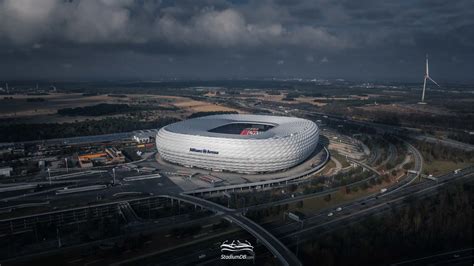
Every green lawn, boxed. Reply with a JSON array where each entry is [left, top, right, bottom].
[[329, 150, 350, 168], [423, 160, 472, 176]]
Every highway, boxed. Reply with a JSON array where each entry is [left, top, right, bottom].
[[0, 102, 471, 266], [240, 136, 423, 214], [381, 141, 397, 166], [0, 155, 468, 266], [276, 107, 474, 154], [383, 138, 423, 196], [0, 129, 159, 147], [391, 247, 473, 266], [124, 143, 430, 266], [164, 193, 302, 266], [346, 158, 382, 175], [135, 166, 473, 266], [270, 167, 473, 242], [413, 135, 474, 152], [366, 145, 380, 165]]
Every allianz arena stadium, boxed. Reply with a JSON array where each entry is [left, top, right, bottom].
[[155, 114, 319, 173]]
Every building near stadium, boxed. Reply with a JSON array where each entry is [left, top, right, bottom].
[[155, 114, 319, 173]]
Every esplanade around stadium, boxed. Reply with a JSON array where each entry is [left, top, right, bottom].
[[155, 114, 323, 178]]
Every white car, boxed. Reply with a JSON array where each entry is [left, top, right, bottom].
[[336, 207, 342, 212], [327, 212, 334, 217]]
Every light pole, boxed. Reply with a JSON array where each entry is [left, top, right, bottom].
[[47, 168, 51, 185], [223, 192, 231, 208], [112, 167, 116, 185], [296, 220, 303, 258], [56, 227, 62, 248], [241, 196, 246, 214], [65, 158, 69, 173]]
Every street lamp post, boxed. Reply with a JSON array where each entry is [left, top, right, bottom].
[[47, 168, 51, 185], [65, 158, 69, 173], [56, 227, 62, 248], [296, 220, 303, 258]]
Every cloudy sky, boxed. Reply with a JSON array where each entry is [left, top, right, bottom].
[[0, 0, 473, 82]]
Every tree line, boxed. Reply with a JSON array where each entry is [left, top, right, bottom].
[[300, 182, 472, 266], [0, 117, 179, 142]]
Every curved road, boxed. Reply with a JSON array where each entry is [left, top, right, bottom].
[[161, 193, 302, 266]]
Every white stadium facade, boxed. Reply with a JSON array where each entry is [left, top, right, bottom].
[[155, 114, 319, 173]]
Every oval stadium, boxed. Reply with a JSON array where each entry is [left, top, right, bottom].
[[155, 114, 319, 173]]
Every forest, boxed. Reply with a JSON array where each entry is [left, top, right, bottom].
[[300, 182, 472, 266], [0, 117, 179, 142], [57, 103, 136, 116]]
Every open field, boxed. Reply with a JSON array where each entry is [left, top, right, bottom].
[[0, 93, 242, 124], [357, 103, 455, 116], [328, 150, 350, 168], [423, 160, 471, 176], [172, 98, 242, 113], [289, 180, 390, 215]]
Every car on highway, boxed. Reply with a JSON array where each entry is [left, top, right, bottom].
[[336, 207, 342, 212], [327, 212, 334, 217]]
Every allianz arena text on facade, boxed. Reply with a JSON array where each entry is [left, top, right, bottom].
[[155, 114, 319, 173]]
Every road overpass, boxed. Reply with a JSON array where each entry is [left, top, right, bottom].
[[346, 159, 382, 176], [382, 138, 423, 196], [160, 193, 302, 266]]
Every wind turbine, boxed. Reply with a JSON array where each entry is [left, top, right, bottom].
[[419, 54, 441, 104]]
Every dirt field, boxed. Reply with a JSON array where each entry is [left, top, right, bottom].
[[173, 98, 241, 113], [0, 93, 242, 124], [357, 103, 453, 115], [207, 92, 330, 107]]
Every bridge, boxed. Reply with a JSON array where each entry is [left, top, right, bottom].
[[347, 158, 382, 176], [382, 138, 423, 196], [162, 193, 302, 266]]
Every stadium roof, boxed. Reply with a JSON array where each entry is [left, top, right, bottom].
[[163, 114, 315, 140]]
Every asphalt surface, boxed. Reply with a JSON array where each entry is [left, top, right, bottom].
[[168, 193, 302, 266], [271, 167, 473, 242], [391, 247, 473, 266], [1, 105, 472, 266], [134, 166, 473, 266]]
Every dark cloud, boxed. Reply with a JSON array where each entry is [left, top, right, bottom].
[[0, 0, 473, 81]]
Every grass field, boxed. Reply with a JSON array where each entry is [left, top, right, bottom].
[[423, 160, 472, 176], [288, 180, 390, 214], [329, 151, 351, 168], [320, 159, 336, 175]]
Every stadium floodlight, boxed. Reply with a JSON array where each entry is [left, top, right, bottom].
[[419, 54, 441, 104]]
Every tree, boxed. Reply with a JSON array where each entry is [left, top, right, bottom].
[[297, 200, 304, 208], [324, 194, 332, 202]]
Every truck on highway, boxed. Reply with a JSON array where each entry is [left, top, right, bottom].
[[454, 169, 461, 174], [407, 170, 419, 175], [380, 188, 387, 193], [198, 254, 206, 259]]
